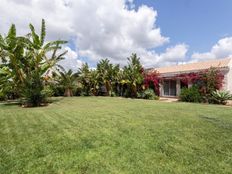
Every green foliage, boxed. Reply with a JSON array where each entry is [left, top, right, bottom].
[[138, 88, 159, 100], [75, 54, 145, 98], [21, 71, 45, 107], [49, 83, 64, 96], [77, 60, 121, 97], [196, 67, 224, 101], [78, 63, 92, 96], [0, 89, 6, 101], [204, 67, 224, 93], [175, 67, 226, 104], [96, 59, 120, 96], [42, 86, 54, 98], [110, 91, 117, 97], [122, 53, 144, 97], [0, 67, 15, 100], [211, 90, 232, 105], [54, 68, 78, 97], [0, 19, 67, 106], [40, 19, 46, 46], [180, 86, 202, 103]]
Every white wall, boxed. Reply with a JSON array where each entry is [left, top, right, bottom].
[[226, 59, 232, 94]]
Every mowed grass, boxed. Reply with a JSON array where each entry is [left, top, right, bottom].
[[0, 97, 232, 174]]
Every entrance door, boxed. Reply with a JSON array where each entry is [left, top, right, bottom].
[[163, 80, 176, 96]]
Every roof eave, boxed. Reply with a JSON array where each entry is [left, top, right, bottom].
[[159, 66, 229, 77]]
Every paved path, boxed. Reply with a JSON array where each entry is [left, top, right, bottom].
[[159, 97, 179, 102]]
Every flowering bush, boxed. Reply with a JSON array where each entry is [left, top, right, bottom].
[[176, 67, 224, 91], [144, 71, 160, 96], [177, 67, 224, 103], [177, 73, 201, 86], [201, 67, 224, 94]]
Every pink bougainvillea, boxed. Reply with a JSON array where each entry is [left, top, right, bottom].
[[143, 67, 224, 97], [176, 68, 224, 93], [177, 72, 201, 85], [144, 71, 160, 96]]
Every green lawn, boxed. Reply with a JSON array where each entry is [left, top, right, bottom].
[[0, 97, 232, 174]]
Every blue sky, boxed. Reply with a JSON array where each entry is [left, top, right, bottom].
[[134, 0, 232, 56], [1, 0, 232, 69]]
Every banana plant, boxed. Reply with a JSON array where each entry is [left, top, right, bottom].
[[89, 70, 99, 95], [96, 59, 120, 96], [0, 19, 67, 106], [78, 63, 92, 96], [122, 53, 144, 97]]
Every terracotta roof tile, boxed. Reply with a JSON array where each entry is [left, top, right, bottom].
[[152, 58, 231, 74]]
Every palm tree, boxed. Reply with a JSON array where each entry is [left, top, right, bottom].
[[56, 69, 78, 97]]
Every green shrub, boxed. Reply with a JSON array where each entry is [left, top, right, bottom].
[[138, 89, 159, 100], [21, 73, 45, 107], [75, 86, 83, 96], [0, 89, 6, 101], [110, 91, 117, 97], [49, 83, 64, 96], [80, 91, 91, 96], [179, 86, 202, 103], [211, 90, 232, 105], [21, 73, 56, 107], [41, 86, 54, 103]]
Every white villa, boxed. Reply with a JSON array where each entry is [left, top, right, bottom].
[[150, 58, 232, 97]]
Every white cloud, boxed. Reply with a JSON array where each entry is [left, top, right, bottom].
[[139, 44, 188, 68], [159, 44, 188, 63], [58, 47, 83, 71], [0, 0, 188, 68], [191, 37, 232, 62]]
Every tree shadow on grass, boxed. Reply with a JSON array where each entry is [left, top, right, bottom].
[[0, 100, 21, 107], [0, 97, 64, 108]]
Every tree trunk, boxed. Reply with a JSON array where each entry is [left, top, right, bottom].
[[64, 88, 73, 97], [105, 81, 111, 96]]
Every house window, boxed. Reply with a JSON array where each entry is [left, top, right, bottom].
[[163, 80, 176, 96]]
